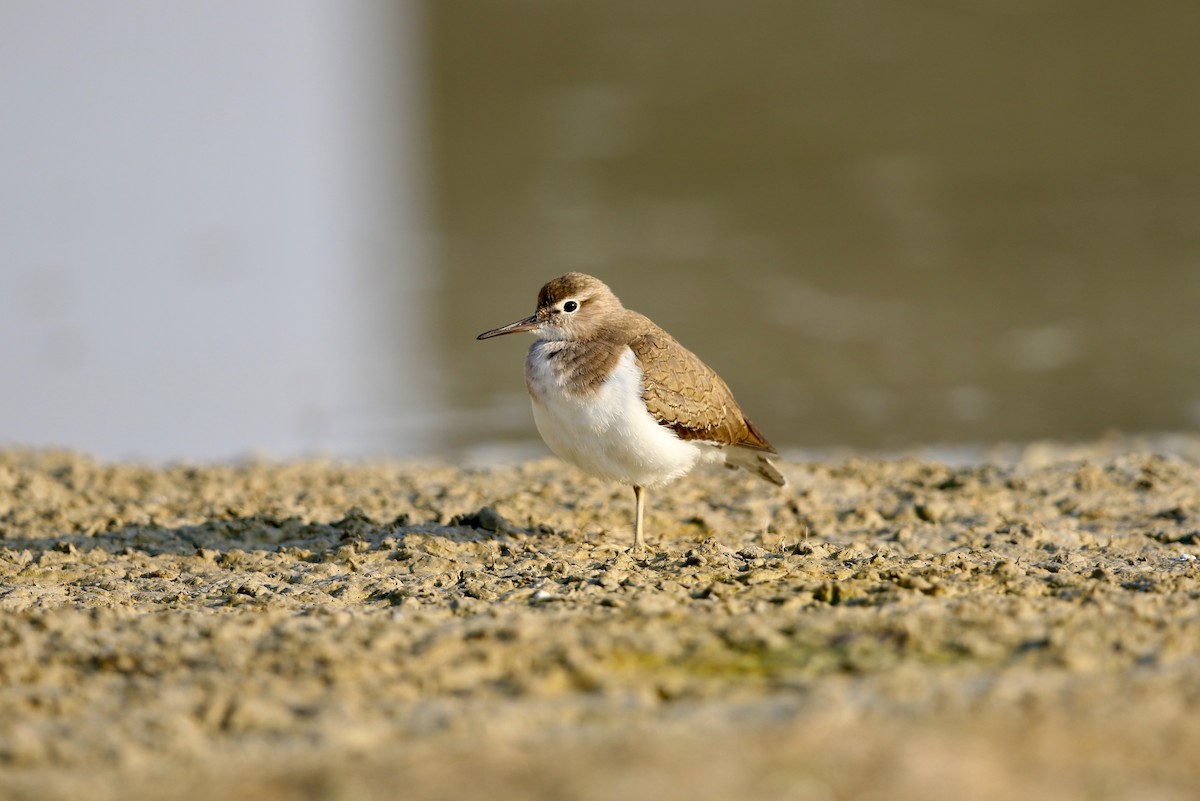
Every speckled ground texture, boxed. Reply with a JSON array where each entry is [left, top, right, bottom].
[[1, 438, 1199, 801]]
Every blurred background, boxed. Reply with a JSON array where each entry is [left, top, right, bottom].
[[3, 1, 1199, 463]]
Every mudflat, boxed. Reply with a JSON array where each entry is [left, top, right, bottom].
[[1, 441, 1198, 800]]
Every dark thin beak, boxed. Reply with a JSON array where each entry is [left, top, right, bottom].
[[477, 313, 540, 340]]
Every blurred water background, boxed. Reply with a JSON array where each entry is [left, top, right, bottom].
[[3, 1, 1199, 462]]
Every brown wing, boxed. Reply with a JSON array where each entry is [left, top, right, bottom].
[[629, 330, 776, 453]]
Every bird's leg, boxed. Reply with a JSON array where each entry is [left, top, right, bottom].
[[631, 485, 646, 553]]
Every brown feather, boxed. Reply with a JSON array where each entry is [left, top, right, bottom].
[[626, 315, 777, 453]]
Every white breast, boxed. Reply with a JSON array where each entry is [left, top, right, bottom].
[[526, 345, 722, 488]]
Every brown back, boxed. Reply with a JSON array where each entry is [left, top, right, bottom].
[[627, 319, 776, 453]]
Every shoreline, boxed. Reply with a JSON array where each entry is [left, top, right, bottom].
[[2, 441, 1199, 800]]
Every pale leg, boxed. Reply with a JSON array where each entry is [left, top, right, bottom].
[[632, 485, 646, 552]]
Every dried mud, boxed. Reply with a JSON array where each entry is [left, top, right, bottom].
[[1, 441, 1199, 800]]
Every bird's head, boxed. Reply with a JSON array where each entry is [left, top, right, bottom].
[[477, 272, 624, 343]]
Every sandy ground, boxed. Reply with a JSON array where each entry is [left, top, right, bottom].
[[1, 439, 1199, 800]]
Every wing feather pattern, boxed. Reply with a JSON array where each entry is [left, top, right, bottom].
[[628, 329, 776, 453]]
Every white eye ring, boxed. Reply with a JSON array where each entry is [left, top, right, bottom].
[[562, 300, 579, 313]]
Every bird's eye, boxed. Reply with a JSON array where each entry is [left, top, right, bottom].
[[562, 300, 579, 313]]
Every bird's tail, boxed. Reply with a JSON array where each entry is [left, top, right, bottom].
[[724, 446, 787, 487]]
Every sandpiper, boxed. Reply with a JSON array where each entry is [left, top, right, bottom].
[[477, 272, 785, 551]]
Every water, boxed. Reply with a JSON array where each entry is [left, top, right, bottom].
[[3, 2, 1198, 462], [433, 1, 1200, 457]]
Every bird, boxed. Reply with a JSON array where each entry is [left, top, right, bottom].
[[477, 272, 785, 551]]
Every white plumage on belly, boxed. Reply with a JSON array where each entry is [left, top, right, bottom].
[[527, 345, 723, 488]]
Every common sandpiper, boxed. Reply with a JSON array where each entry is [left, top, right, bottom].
[[477, 272, 785, 551]]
